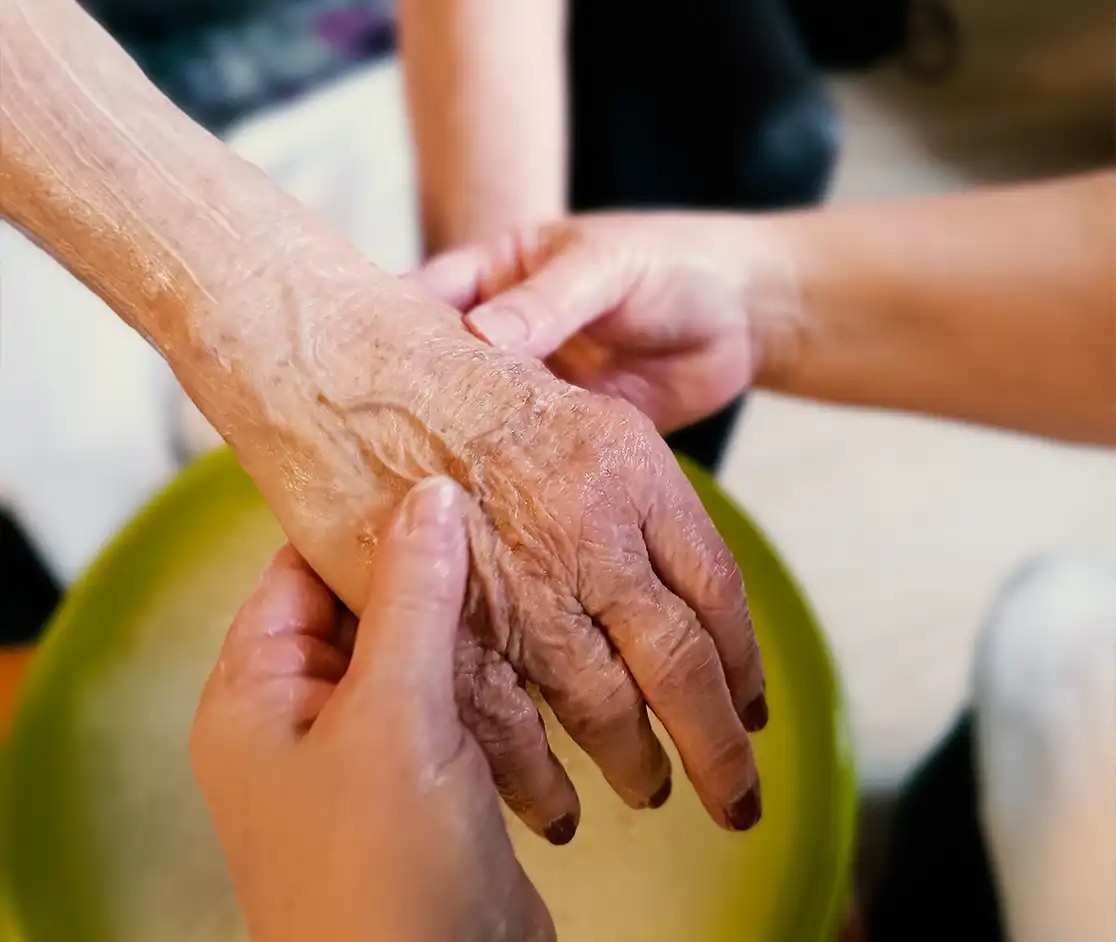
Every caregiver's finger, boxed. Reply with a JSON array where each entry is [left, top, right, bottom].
[[406, 227, 548, 312], [517, 874, 560, 942], [226, 544, 339, 647], [466, 241, 632, 360], [644, 461, 767, 732], [405, 244, 489, 311], [344, 477, 468, 739], [585, 555, 761, 832], [210, 545, 350, 694], [194, 546, 347, 752]]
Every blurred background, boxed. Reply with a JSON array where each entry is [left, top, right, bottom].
[[1, 0, 1114, 936]]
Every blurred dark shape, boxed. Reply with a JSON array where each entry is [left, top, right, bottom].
[[79, 0, 396, 133], [0, 510, 60, 646], [785, 0, 912, 71], [80, 0, 276, 40], [786, 0, 961, 78], [869, 714, 1005, 941], [569, 0, 838, 212], [903, 0, 962, 81], [569, 0, 840, 470], [315, 4, 394, 59]]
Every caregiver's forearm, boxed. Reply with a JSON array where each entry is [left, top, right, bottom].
[[400, 0, 566, 254], [0, 0, 419, 426], [758, 173, 1116, 445]]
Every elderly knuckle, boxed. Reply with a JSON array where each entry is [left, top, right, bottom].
[[701, 730, 755, 784], [707, 546, 745, 594], [563, 674, 642, 741], [707, 564, 750, 616], [643, 624, 720, 699], [456, 654, 542, 747]]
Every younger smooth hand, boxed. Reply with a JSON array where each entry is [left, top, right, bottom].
[[413, 213, 802, 435], [191, 477, 554, 942]]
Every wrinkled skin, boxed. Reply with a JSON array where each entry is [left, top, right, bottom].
[[0, 0, 764, 848], [203, 271, 765, 841], [192, 480, 554, 942], [412, 213, 802, 435]]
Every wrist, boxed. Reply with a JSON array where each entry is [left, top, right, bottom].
[[179, 263, 474, 456], [718, 216, 811, 391], [744, 205, 917, 411]]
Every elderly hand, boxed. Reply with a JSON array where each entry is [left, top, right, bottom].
[[1, 0, 763, 846], [221, 266, 765, 841], [191, 478, 554, 942]]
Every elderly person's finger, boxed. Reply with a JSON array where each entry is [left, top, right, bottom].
[[644, 462, 767, 732], [577, 507, 761, 832]]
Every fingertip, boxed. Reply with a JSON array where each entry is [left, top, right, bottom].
[[230, 544, 335, 644], [465, 304, 530, 352], [262, 543, 314, 580], [408, 247, 484, 311], [543, 813, 579, 846], [726, 780, 763, 832], [389, 476, 467, 549], [741, 692, 769, 733], [252, 545, 331, 613], [254, 544, 327, 606], [351, 477, 469, 674], [648, 775, 673, 810], [521, 880, 559, 942]]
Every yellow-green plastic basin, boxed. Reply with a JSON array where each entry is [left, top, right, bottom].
[[2, 448, 855, 941]]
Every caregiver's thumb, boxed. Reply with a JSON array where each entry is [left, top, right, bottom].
[[465, 238, 628, 360], [342, 476, 469, 726]]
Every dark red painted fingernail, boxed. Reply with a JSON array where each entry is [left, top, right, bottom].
[[742, 693, 769, 732], [544, 814, 578, 846], [726, 782, 763, 831], [648, 777, 673, 809]]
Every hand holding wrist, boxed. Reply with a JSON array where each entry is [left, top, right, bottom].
[[415, 212, 808, 430]]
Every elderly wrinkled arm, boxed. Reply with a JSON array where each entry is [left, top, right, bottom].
[[0, 0, 417, 405], [0, 0, 464, 612], [0, 0, 768, 843]]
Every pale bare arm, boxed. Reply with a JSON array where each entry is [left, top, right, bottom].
[[399, 0, 567, 254], [761, 172, 1116, 444]]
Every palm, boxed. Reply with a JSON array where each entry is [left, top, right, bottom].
[[546, 266, 752, 434]]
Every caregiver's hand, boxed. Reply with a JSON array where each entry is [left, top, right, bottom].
[[418, 177, 1116, 447], [414, 214, 801, 435], [191, 478, 554, 942]]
